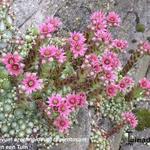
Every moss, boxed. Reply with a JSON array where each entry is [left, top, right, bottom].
[[136, 23, 145, 33], [135, 108, 150, 131]]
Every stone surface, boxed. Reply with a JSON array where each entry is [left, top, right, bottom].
[[13, 0, 65, 31], [12, 0, 103, 32], [120, 132, 150, 150], [109, 128, 125, 150], [121, 143, 150, 150], [121, 129, 150, 150]]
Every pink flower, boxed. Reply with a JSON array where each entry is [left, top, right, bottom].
[[118, 80, 128, 92], [77, 92, 87, 107], [92, 63, 102, 73], [106, 84, 118, 97], [1, 52, 23, 65], [142, 41, 150, 53], [101, 55, 112, 70], [69, 32, 87, 58], [45, 16, 62, 30], [122, 112, 138, 128], [66, 93, 79, 109], [112, 39, 128, 52], [48, 94, 63, 107], [69, 32, 86, 44], [90, 11, 106, 24], [85, 53, 99, 64], [40, 45, 56, 60], [139, 41, 150, 54], [123, 76, 134, 85], [54, 48, 66, 63], [58, 101, 71, 116], [39, 16, 62, 38], [95, 29, 112, 44], [70, 43, 87, 58], [82, 53, 102, 77], [1, 52, 24, 76], [102, 70, 117, 82], [139, 78, 150, 89], [118, 76, 134, 92], [107, 11, 121, 27], [53, 116, 71, 133], [90, 11, 107, 31], [101, 51, 121, 71], [6, 63, 24, 76], [22, 73, 43, 94], [39, 23, 54, 38], [40, 45, 66, 63]]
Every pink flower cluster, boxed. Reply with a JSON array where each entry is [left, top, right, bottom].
[[53, 116, 71, 133], [106, 83, 118, 97], [39, 17, 62, 38], [102, 70, 117, 82], [48, 93, 87, 133], [105, 76, 134, 97], [1, 52, 24, 76], [81, 53, 102, 77], [118, 76, 134, 92], [21, 73, 43, 94], [107, 11, 121, 27], [99, 51, 122, 85], [94, 29, 112, 44], [112, 39, 128, 52], [138, 41, 150, 54], [139, 78, 150, 90], [1, 11, 148, 136], [40, 45, 66, 64], [1, 53, 43, 94], [90, 10, 121, 31], [139, 78, 150, 96], [101, 51, 121, 71], [122, 112, 138, 128], [90, 11, 107, 31], [90, 11, 122, 46], [69, 32, 87, 58]]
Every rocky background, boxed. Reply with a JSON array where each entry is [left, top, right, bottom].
[[9, 0, 150, 150]]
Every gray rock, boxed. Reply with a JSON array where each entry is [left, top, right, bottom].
[[12, 0, 65, 32], [109, 128, 124, 150], [121, 143, 150, 150]]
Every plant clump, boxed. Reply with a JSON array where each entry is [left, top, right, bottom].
[[0, 1, 150, 149]]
